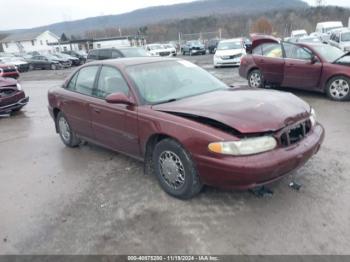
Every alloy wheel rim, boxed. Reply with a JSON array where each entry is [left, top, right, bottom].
[[159, 151, 185, 190], [250, 72, 261, 88], [330, 79, 349, 99], [58, 117, 71, 142]]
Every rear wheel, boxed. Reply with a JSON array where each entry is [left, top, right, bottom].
[[326, 76, 350, 101], [248, 69, 264, 88], [56, 112, 80, 147], [153, 139, 203, 199]]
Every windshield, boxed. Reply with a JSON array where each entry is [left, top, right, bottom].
[[120, 48, 149, 57], [126, 60, 228, 104], [324, 26, 342, 33], [341, 32, 350, 42], [217, 41, 242, 50], [189, 41, 201, 46], [149, 45, 163, 50], [313, 45, 345, 62]]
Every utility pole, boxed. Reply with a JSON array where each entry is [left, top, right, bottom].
[[315, 0, 325, 6]]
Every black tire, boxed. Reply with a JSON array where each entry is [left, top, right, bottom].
[[56, 112, 80, 147], [248, 69, 264, 88], [326, 76, 350, 101], [153, 139, 203, 199]]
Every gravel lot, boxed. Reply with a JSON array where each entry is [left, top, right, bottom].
[[1, 54, 349, 255]]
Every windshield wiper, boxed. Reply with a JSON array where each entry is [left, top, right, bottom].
[[153, 98, 178, 105]]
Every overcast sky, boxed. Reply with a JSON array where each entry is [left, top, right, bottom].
[[1, 0, 349, 30]]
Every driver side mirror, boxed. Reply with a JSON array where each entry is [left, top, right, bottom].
[[105, 92, 134, 105], [311, 55, 318, 64]]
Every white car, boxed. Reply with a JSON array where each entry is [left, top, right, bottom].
[[145, 44, 173, 57], [329, 28, 350, 52], [163, 44, 177, 56], [0, 57, 29, 72], [291, 30, 308, 39], [213, 38, 245, 68]]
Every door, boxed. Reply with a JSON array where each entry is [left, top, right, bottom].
[[89, 66, 140, 157], [253, 43, 285, 85], [59, 65, 100, 139], [282, 43, 322, 89]]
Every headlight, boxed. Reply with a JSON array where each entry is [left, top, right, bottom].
[[310, 108, 317, 127], [16, 83, 22, 91], [208, 136, 277, 156]]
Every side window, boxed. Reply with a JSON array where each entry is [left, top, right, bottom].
[[66, 72, 79, 91], [112, 51, 122, 58], [261, 43, 282, 58], [99, 50, 112, 60], [95, 66, 129, 99], [74, 66, 99, 96], [284, 43, 312, 60], [252, 46, 262, 55]]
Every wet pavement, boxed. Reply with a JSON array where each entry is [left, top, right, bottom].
[[0, 54, 349, 255]]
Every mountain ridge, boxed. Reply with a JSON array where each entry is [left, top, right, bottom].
[[1, 0, 308, 36]]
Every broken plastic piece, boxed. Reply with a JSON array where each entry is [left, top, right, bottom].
[[249, 186, 274, 198], [289, 181, 302, 191]]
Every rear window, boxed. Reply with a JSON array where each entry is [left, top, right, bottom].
[[88, 50, 98, 60]]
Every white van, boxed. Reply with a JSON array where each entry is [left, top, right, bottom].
[[316, 21, 344, 34]]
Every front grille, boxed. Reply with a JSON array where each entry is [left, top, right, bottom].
[[159, 52, 171, 56], [279, 120, 312, 147], [0, 88, 16, 97], [1, 67, 16, 73]]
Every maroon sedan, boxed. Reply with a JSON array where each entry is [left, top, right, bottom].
[[48, 58, 324, 199], [0, 77, 29, 115], [239, 35, 350, 101], [0, 64, 20, 79]]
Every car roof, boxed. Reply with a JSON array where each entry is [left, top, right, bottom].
[[87, 57, 178, 68], [219, 38, 242, 43]]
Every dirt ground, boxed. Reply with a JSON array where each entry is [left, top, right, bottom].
[[0, 54, 349, 255]]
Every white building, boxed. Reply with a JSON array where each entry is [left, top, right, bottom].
[[1, 31, 59, 54]]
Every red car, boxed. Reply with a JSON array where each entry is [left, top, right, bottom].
[[239, 34, 350, 101], [48, 58, 324, 199], [0, 77, 29, 115], [0, 64, 20, 79]]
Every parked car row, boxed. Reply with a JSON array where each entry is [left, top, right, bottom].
[[0, 51, 87, 75]]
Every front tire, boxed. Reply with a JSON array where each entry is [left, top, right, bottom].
[[326, 76, 350, 101], [56, 112, 80, 147], [153, 139, 203, 199], [248, 69, 264, 88]]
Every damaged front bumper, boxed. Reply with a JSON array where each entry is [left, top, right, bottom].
[[194, 124, 325, 190], [0, 96, 29, 114]]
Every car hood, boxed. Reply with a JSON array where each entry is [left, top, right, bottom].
[[153, 88, 311, 134], [0, 77, 17, 88], [215, 49, 245, 56]]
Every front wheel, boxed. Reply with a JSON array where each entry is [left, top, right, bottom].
[[326, 76, 350, 101], [153, 139, 203, 199], [56, 112, 80, 147], [248, 69, 264, 88]]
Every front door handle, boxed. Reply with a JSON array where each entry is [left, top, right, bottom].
[[93, 108, 101, 114]]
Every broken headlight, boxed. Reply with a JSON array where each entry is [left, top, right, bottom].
[[310, 108, 316, 127], [208, 136, 277, 156]]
